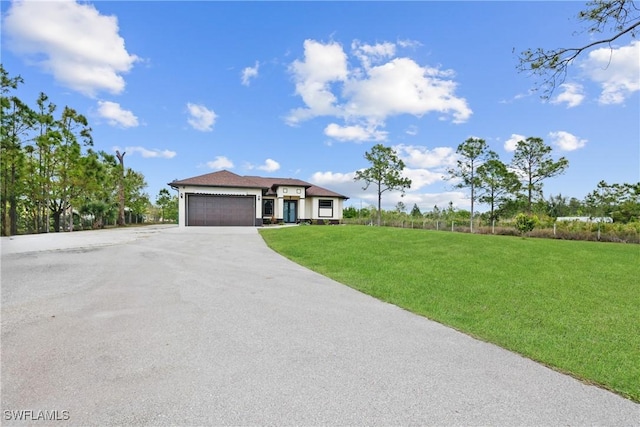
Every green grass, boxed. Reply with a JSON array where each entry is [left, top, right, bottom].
[[260, 225, 640, 402]]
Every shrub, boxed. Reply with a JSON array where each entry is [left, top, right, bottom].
[[514, 213, 538, 236]]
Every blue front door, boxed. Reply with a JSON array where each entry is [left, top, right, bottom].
[[283, 200, 297, 223]]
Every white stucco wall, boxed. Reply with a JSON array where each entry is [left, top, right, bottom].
[[306, 197, 344, 221], [275, 186, 306, 199]]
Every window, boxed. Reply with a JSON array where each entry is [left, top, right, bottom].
[[263, 199, 274, 216], [318, 199, 333, 217]]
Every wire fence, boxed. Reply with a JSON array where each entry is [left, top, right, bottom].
[[341, 217, 640, 244]]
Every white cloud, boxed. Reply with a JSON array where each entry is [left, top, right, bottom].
[[187, 103, 217, 132], [206, 156, 234, 170], [551, 83, 585, 108], [116, 146, 176, 159], [257, 158, 280, 172], [321, 145, 455, 198], [405, 125, 418, 136], [286, 39, 471, 135], [310, 171, 356, 186], [504, 134, 526, 152], [351, 40, 396, 69], [286, 39, 348, 125], [548, 131, 587, 151], [401, 168, 445, 191], [344, 57, 471, 123], [97, 101, 138, 128], [581, 40, 640, 104], [394, 144, 456, 169], [502, 89, 535, 104], [310, 171, 362, 202], [241, 61, 259, 86], [324, 123, 388, 142], [245, 158, 281, 172], [397, 39, 422, 49], [2, 0, 138, 97], [311, 168, 466, 211]]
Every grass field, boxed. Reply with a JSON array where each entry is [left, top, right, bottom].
[[259, 225, 640, 402]]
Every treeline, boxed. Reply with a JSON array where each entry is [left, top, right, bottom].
[[343, 184, 640, 243], [351, 137, 637, 233], [443, 137, 638, 226], [1, 65, 152, 236], [346, 135, 639, 227], [344, 180, 640, 225]]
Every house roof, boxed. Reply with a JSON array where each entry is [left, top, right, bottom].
[[306, 185, 347, 198], [170, 170, 264, 189], [169, 170, 349, 199], [246, 176, 312, 190]]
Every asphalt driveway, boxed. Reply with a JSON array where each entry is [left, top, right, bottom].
[[1, 225, 638, 425]]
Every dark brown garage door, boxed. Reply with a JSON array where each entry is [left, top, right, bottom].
[[186, 194, 255, 226]]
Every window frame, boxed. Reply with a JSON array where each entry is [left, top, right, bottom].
[[318, 199, 333, 218], [263, 198, 274, 217]]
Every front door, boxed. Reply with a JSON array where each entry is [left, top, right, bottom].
[[283, 200, 297, 223]]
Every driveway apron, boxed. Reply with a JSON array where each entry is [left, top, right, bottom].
[[1, 226, 638, 425]]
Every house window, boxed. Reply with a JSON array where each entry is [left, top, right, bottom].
[[263, 199, 274, 216], [318, 199, 333, 217]]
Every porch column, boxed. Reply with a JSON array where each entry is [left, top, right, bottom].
[[276, 197, 284, 222], [298, 198, 306, 221], [178, 190, 186, 227]]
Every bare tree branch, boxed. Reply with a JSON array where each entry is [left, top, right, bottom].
[[517, 0, 639, 98]]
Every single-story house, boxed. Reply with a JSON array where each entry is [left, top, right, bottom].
[[169, 170, 349, 226]]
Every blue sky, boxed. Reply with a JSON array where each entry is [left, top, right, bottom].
[[2, 0, 638, 212]]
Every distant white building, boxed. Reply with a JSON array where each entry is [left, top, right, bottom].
[[556, 216, 613, 223]]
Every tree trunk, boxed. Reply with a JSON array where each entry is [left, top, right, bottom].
[[44, 207, 50, 233], [43, 185, 50, 233], [68, 203, 74, 232], [470, 184, 474, 233], [9, 195, 18, 236], [1, 200, 8, 236], [116, 151, 126, 226], [377, 181, 382, 226], [52, 210, 61, 232], [9, 163, 18, 235], [527, 171, 533, 214], [93, 215, 103, 229]]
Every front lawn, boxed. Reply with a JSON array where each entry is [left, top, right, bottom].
[[260, 225, 640, 402]]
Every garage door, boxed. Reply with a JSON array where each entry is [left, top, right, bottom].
[[187, 194, 255, 226]]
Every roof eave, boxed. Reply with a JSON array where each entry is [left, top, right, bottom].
[[168, 182, 268, 190]]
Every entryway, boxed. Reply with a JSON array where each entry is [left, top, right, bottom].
[[283, 200, 297, 223]]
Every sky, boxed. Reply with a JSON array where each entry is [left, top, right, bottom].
[[2, 0, 639, 212]]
